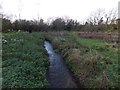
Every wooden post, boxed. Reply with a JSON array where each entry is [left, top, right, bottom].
[[118, 1, 120, 30], [0, 14, 2, 90], [0, 14, 2, 32], [118, 2, 120, 44]]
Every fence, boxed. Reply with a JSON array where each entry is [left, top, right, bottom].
[[77, 32, 119, 42]]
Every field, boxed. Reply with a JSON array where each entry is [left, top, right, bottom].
[[2, 32, 49, 88], [45, 31, 119, 88], [1, 0, 119, 88], [2, 31, 119, 88]]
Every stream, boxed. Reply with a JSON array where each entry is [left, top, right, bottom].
[[44, 40, 77, 88]]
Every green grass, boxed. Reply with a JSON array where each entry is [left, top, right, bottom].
[[45, 31, 119, 88], [76, 38, 105, 48], [2, 31, 119, 88], [2, 32, 49, 88]]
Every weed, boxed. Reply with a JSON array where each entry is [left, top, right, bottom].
[[2, 32, 49, 88]]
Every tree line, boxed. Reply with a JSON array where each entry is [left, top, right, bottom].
[[1, 9, 118, 32]]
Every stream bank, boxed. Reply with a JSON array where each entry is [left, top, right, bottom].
[[44, 40, 77, 88]]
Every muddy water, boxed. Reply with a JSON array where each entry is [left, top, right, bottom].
[[44, 41, 77, 88]]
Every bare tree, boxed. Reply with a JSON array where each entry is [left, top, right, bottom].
[[87, 8, 105, 25], [104, 8, 118, 31], [105, 8, 117, 24], [85, 8, 118, 32]]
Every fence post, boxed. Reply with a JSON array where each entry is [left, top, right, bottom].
[[0, 14, 2, 90]]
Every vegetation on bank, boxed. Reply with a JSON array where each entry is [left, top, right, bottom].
[[45, 31, 119, 88], [2, 31, 119, 88], [2, 32, 49, 88]]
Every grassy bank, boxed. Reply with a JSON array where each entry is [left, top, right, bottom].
[[2, 32, 49, 88], [45, 31, 119, 88]]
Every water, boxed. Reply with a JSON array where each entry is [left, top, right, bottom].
[[44, 41, 77, 88]]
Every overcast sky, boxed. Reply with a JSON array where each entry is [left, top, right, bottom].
[[1, 0, 119, 22]]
